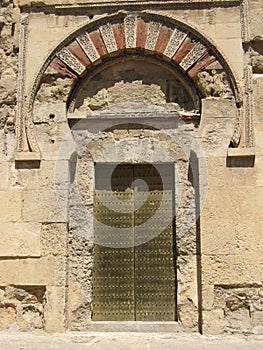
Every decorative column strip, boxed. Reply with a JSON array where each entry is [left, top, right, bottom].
[[240, 0, 250, 43], [16, 14, 28, 153], [244, 65, 254, 147]]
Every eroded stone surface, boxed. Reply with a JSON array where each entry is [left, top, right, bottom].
[[0, 286, 45, 331]]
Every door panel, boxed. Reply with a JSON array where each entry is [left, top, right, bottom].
[[134, 165, 176, 321], [93, 164, 176, 321], [93, 165, 134, 321]]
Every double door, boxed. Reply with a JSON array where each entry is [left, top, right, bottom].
[[93, 164, 177, 321]]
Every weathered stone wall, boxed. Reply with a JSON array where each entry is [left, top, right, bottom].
[[0, 0, 18, 163], [0, 0, 262, 335]]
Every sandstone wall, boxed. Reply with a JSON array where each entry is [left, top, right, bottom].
[[0, 0, 262, 334]]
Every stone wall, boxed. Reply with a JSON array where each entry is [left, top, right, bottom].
[[0, 0, 262, 335]]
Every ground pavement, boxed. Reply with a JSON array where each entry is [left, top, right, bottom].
[[0, 332, 263, 350]]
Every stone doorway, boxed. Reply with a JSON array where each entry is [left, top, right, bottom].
[[92, 163, 177, 322], [67, 117, 201, 331]]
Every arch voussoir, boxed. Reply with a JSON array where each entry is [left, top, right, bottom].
[[50, 14, 219, 80]]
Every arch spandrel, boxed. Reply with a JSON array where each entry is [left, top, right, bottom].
[[16, 12, 243, 159]]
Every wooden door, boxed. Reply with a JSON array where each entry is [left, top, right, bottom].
[[93, 164, 177, 321]]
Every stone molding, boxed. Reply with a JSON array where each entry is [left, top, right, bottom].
[[16, 11, 245, 159], [53, 0, 242, 10], [16, 0, 242, 9]]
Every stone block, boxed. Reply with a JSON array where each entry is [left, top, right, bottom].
[[216, 39, 243, 79], [255, 127, 263, 156], [0, 133, 15, 162], [177, 256, 198, 329], [0, 257, 55, 285], [22, 190, 68, 223], [11, 160, 69, 190], [54, 257, 68, 287], [204, 156, 227, 188], [253, 76, 263, 124], [202, 309, 225, 334], [177, 256, 198, 307], [0, 191, 22, 222], [215, 7, 241, 24], [201, 219, 239, 256], [248, 0, 263, 38], [44, 286, 66, 332], [198, 99, 236, 157], [0, 162, 9, 190], [202, 284, 214, 311], [41, 223, 68, 257], [38, 139, 76, 161], [33, 102, 67, 124], [201, 186, 239, 221], [202, 253, 263, 286], [0, 223, 41, 257], [0, 305, 16, 331], [225, 165, 257, 187], [215, 22, 242, 40]]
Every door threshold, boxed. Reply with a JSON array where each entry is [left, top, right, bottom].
[[89, 321, 181, 332]]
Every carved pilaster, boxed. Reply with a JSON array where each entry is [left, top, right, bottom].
[[231, 108, 242, 147], [244, 65, 254, 147], [15, 14, 28, 153], [15, 14, 41, 159], [240, 0, 250, 43]]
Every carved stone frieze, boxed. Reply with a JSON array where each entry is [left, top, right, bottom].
[[99, 23, 118, 53], [180, 42, 207, 71], [124, 15, 137, 49], [145, 21, 162, 51], [163, 29, 187, 59], [77, 33, 100, 63], [57, 48, 86, 75]]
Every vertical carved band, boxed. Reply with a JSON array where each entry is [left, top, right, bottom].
[[124, 15, 137, 49], [77, 33, 100, 63], [57, 47, 86, 75], [163, 29, 187, 59], [180, 42, 207, 71], [99, 23, 118, 53], [145, 21, 162, 51], [244, 66, 254, 147], [16, 14, 28, 152]]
